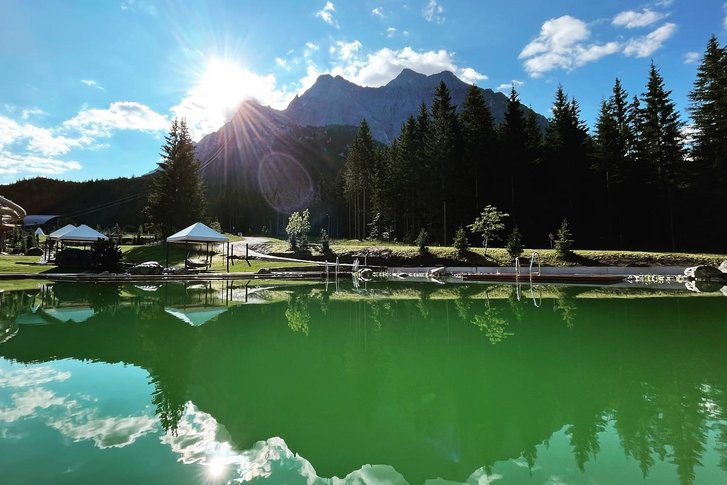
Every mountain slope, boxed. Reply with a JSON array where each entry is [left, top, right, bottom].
[[284, 69, 546, 142]]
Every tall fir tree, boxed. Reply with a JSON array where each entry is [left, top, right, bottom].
[[637, 62, 685, 249], [461, 84, 497, 215], [543, 86, 592, 233], [342, 119, 377, 239], [498, 87, 528, 221], [688, 35, 727, 230], [425, 81, 462, 244], [145, 118, 207, 236]]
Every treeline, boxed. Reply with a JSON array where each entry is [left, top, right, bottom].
[[337, 36, 727, 251]]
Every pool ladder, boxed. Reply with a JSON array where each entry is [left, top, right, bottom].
[[514, 252, 542, 304]]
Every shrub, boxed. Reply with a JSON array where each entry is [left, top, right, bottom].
[[506, 226, 524, 260], [555, 218, 574, 259], [90, 239, 122, 271], [415, 228, 429, 255], [320, 228, 330, 253], [453, 226, 469, 258]]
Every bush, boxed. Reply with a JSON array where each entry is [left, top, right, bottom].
[[320, 228, 330, 253], [286, 209, 311, 250], [415, 228, 429, 255], [453, 226, 469, 258], [555, 218, 574, 259], [90, 239, 122, 271], [506, 226, 524, 260]]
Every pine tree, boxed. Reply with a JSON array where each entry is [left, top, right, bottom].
[[689, 36, 727, 171], [145, 118, 207, 236], [343, 119, 377, 239], [461, 84, 497, 213], [637, 62, 685, 249], [425, 81, 462, 244], [499, 87, 528, 219], [544, 86, 592, 221]]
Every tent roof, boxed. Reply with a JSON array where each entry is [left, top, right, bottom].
[[48, 224, 76, 239], [167, 222, 229, 243], [165, 306, 227, 326], [56, 224, 108, 242], [34, 227, 45, 236]]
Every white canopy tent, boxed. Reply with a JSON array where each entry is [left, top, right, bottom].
[[166, 222, 230, 271], [56, 224, 108, 243], [48, 224, 77, 240], [44, 224, 107, 261]]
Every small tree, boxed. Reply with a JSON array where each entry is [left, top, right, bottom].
[[285, 209, 311, 250], [506, 226, 524, 260], [320, 228, 330, 253], [555, 218, 574, 258], [415, 228, 429, 255], [453, 225, 469, 258], [468, 205, 509, 257]]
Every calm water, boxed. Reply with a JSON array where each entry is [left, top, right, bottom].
[[1, 280, 726, 485]]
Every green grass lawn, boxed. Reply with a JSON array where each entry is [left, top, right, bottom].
[[0, 255, 55, 274], [262, 237, 727, 267], [122, 243, 314, 273]]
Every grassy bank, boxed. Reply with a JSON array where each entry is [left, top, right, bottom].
[[257, 237, 727, 268]]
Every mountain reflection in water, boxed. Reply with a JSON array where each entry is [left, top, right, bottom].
[[1, 281, 726, 484]]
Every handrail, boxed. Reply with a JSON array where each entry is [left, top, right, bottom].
[[529, 252, 541, 284]]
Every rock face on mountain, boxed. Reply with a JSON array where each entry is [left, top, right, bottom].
[[284, 69, 543, 142]]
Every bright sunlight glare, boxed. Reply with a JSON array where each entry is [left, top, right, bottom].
[[171, 58, 292, 140]]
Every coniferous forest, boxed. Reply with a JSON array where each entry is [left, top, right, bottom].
[[327, 36, 727, 251]]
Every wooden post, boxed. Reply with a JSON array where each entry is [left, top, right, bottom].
[[226, 241, 230, 272], [245, 243, 249, 262]]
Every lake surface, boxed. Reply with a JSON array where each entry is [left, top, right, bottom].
[[1, 280, 726, 484]]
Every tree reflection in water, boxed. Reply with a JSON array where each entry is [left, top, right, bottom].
[[1, 281, 726, 484]]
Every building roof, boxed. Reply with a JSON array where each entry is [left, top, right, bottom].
[[23, 215, 60, 226], [166, 222, 229, 243]]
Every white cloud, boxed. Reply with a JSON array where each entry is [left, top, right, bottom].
[[497, 80, 525, 92], [275, 57, 290, 70], [20, 107, 46, 120], [423, 0, 445, 23], [0, 114, 89, 156], [0, 151, 82, 176], [328, 46, 486, 87], [623, 23, 677, 58], [612, 9, 667, 29], [655, 0, 673, 6], [332, 40, 362, 61], [723, 2, 727, 30], [372, 7, 384, 18], [0, 388, 67, 423], [0, 366, 71, 389], [684, 51, 701, 64], [519, 16, 621, 77], [50, 411, 157, 449], [315, 1, 338, 27], [63, 101, 169, 137], [386, 27, 397, 38], [120, 0, 157, 16], [81, 79, 104, 90]]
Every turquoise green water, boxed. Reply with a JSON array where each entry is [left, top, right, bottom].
[[1, 281, 726, 484]]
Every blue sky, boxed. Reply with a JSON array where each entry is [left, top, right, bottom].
[[0, 0, 723, 183]]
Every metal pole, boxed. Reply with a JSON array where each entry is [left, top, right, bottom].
[[226, 242, 230, 272], [246, 243, 249, 262]]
